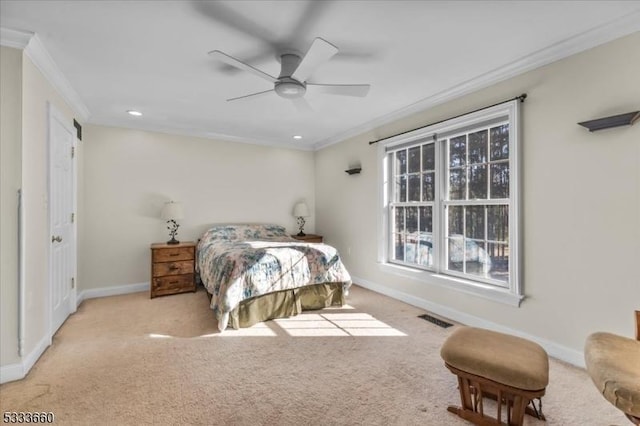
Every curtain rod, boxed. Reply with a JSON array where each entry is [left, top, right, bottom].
[[368, 93, 527, 145]]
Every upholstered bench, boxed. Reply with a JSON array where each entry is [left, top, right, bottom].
[[441, 327, 549, 425], [585, 311, 640, 424]]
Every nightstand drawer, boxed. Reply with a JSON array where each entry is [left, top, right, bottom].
[[153, 260, 193, 277], [152, 274, 195, 296], [152, 246, 194, 263]]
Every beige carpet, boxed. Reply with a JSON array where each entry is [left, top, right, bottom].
[[0, 285, 625, 425]]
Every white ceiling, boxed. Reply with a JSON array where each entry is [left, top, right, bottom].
[[2, 1, 639, 150]]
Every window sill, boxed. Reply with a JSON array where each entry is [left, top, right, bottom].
[[378, 262, 524, 307]]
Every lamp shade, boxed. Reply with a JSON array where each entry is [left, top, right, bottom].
[[292, 202, 310, 217], [160, 201, 184, 220]]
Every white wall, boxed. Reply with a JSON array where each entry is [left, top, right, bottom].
[[80, 125, 316, 290], [315, 32, 640, 362], [0, 46, 23, 366]]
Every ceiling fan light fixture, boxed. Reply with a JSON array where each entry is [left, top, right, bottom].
[[293, 135, 302, 140], [127, 110, 142, 116], [274, 79, 306, 99]]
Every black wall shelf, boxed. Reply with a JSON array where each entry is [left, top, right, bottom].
[[578, 111, 639, 132], [345, 167, 362, 175]]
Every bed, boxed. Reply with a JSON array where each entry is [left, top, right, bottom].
[[196, 224, 352, 331]]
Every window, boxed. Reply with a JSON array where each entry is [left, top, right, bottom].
[[379, 100, 522, 304]]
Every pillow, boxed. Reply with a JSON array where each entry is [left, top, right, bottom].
[[202, 224, 287, 242]]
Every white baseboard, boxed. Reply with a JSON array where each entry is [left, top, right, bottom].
[[76, 282, 149, 307], [352, 275, 586, 368], [22, 334, 49, 378], [1, 282, 150, 384], [1, 334, 49, 384], [0, 362, 24, 384]]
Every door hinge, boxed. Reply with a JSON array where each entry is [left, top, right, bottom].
[[71, 212, 75, 223], [71, 277, 75, 289], [71, 146, 75, 158]]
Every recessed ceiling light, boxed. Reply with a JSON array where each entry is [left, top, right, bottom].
[[127, 110, 142, 116], [293, 135, 302, 140]]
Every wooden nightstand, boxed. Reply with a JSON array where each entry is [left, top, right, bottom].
[[150, 241, 196, 298], [291, 234, 323, 243]]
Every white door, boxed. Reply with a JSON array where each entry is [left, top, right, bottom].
[[49, 104, 76, 335]]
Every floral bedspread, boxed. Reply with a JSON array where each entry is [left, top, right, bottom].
[[196, 224, 352, 319]]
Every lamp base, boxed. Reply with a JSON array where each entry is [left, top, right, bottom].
[[296, 231, 306, 237], [167, 237, 180, 245]]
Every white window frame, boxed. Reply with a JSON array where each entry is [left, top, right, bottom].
[[377, 100, 523, 306]]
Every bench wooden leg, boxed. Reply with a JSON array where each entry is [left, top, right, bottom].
[[445, 363, 546, 426]]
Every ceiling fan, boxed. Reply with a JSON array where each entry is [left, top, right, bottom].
[[209, 37, 371, 111]]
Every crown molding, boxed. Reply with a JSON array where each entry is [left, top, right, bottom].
[[313, 11, 640, 151], [0, 27, 33, 49], [1, 26, 91, 122], [88, 118, 315, 152], [23, 33, 91, 121]]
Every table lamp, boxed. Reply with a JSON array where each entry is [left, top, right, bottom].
[[160, 201, 184, 245]]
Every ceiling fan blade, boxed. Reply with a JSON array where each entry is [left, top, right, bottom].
[[291, 97, 313, 113], [306, 83, 371, 97], [287, 1, 332, 44], [209, 50, 277, 83], [291, 38, 338, 82], [227, 89, 275, 102], [193, 2, 279, 49], [216, 50, 277, 75]]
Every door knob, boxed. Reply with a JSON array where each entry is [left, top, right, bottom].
[[52, 235, 62, 243]]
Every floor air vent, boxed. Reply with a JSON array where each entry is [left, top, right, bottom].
[[418, 314, 453, 328]]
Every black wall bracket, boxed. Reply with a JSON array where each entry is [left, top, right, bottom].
[[578, 111, 639, 132], [73, 119, 82, 140]]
